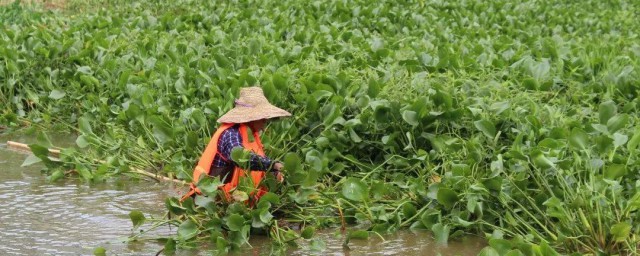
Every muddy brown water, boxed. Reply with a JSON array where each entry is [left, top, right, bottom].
[[0, 132, 485, 255]]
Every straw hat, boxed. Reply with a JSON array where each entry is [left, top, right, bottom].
[[217, 87, 291, 123]]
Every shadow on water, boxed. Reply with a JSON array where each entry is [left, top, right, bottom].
[[0, 132, 485, 255]]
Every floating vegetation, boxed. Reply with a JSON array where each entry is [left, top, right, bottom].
[[2, 0, 640, 255]]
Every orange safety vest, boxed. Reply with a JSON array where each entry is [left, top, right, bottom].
[[181, 123, 268, 203]]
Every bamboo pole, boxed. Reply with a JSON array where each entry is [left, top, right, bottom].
[[7, 141, 61, 157], [6, 141, 187, 185]]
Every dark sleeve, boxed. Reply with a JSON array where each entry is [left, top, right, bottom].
[[222, 128, 274, 171]]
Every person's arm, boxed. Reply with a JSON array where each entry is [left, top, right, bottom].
[[219, 128, 278, 171]]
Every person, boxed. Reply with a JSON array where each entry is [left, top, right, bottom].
[[182, 87, 291, 202]]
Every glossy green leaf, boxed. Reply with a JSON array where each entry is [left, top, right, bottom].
[[569, 128, 588, 151], [283, 152, 301, 172], [49, 89, 66, 100], [607, 114, 629, 133], [474, 119, 496, 138], [216, 236, 228, 252], [165, 197, 186, 215], [78, 117, 93, 135], [177, 219, 198, 241], [258, 207, 273, 223], [402, 203, 417, 219], [48, 170, 64, 182], [599, 100, 617, 124], [226, 213, 245, 232], [610, 222, 631, 242], [402, 110, 419, 126], [478, 247, 500, 256], [613, 133, 628, 147], [76, 135, 90, 148], [341, 178, 369, 202], [531, 149, 555, 169], [348, 230, 369, 240], [164, 238, 176, 254], [431, 223, 450, 245], [129, 210, 146, 229], [21, 154, 42, 167], [309, 238, 327, 252], [259, 192, 280, 205], [93, 247, 106, 256], [196, 175, 222, 196], [301, 226, 315, 239], [437, 188, 459, 209], [488, 238, 513, 255], [628, 127, 640, 152]]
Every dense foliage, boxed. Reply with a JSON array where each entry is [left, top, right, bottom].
[[2, 0, 640, 254]]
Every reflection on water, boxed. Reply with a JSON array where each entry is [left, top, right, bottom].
[[0, 132, 485, 255]]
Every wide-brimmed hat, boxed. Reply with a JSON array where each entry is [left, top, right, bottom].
[[217, 87, 291, 123]]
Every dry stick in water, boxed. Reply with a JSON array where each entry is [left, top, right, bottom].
[[6, 141, 187, 185]]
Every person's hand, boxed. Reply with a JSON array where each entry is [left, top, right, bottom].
[[275, 171, 284, 182], [273, 162, 284, 171], [273, 162, 284, 182]]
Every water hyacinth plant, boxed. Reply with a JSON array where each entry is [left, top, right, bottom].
[[2, 0, 640, 254]]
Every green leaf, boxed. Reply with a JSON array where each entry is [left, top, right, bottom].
[[402, 203, 417, 219], [76, 135, 90, 148], [49, 89, 66, 100], [436, 188, 459, 209], [568, 128, 588, 151], [531, 149, 555, 169], [36, 131, 52, 148], [613, 133, 628, 147], [129, 210, 146, 229], [93, 247, 106, 256], [628, 127, 640, 152], [194, 195, 216, 213], [488, 238, 513, 255], [348, 230, 369, 240], [341, 178, 369, 202], [196, 175, 222, 196], [258, 207, 273, 223], [226, 213, 245, 232], [599, 100, 617, 124], [177, 219, 198, 241], [259, 192, 280, 205], [474, 119, 496, 138], [536, 241, 559, 256], [611, 222, 631, 242], [231, 190, 249, 202], [301, 226, 315, 239], [76, 66, 93, 75], [504, 250, 526, 256], [626, 192, 640, 212], [21, 154, 42, 167], [607, 114, 629, 133], [231, 147, 250, 165], [164, 238, 176, 254], [148, 116, 174, 144], [48, 170, 64, 182], [283, 153, 301, 172], [78, 117, 93, 134], [309, 238, 327, 252], [165, 197, 186, 215], [216, 236, 228, 252], [431, 223, 450, 245], [478, 247, 500, 256], [402, 110, 419, 126]]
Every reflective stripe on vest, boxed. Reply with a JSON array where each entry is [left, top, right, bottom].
[[181, 123, 267, 203]]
